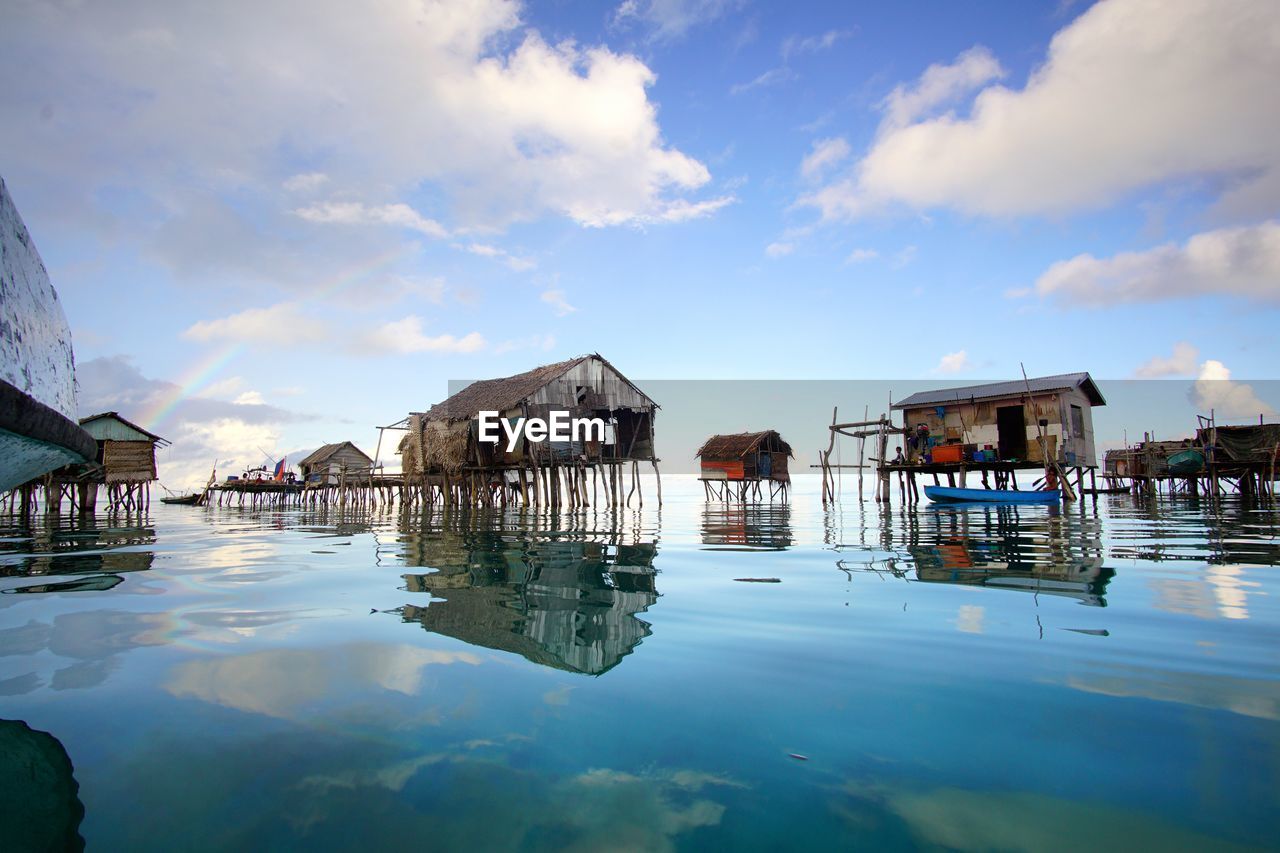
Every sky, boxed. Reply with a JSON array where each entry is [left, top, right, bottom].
[[2, 0, 1278, 485]]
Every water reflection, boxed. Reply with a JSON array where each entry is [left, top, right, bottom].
[[397, 512, 659, 675], [701, 504, 793, 550], [835, 504, 1113, 606], [0, 512, 156, 588]]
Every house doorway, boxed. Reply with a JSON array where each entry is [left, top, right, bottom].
[[997, 405, 1027, 461]]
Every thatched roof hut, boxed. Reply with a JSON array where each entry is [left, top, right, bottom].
[[402, 353, 658, 476], [696, 430, 793, 483]]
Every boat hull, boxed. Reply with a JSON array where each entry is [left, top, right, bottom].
[[924, 485, 1061, 504], [1166, 449, 1205, 475], [0, 177, 96, 492]]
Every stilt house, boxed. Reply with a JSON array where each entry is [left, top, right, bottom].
[[398, 354, 658, 507], [696, 431, 792, 483], [892, 373, 1106, 468], [75, 412, 169, 510], [298, 441, 373, 485]]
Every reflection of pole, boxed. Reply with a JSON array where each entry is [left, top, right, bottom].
[[858, 404, 867, 502]]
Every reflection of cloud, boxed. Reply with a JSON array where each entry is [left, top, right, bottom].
[[165, 644, 482, 718], [955, 604, 985, 634], [1149, 565, 1261, 621], [836, 780, 1245, 851], [1065, 665, 1280, 720]]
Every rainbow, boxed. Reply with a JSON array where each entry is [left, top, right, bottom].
[[140, 243, 412, 432]]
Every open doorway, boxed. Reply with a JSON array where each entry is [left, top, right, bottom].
[[997, 405, 1027, 461]]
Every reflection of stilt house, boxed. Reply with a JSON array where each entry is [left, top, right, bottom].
[[696, 430, 793, 502], [298, 441, 373, 486], [882, 373, 1106, 501], [400, 534, 659, 675], [398, 353, 659, 508], [77, 412, 169, 512]]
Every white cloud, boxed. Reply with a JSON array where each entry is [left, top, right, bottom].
[[461, 242, 536, 271], [1190, 360, 1276, 418], [845, 248, 878, 264], [638, 195, 736, 224], [801, 0, 1280, 220], [2, 0, 723, 238], [296, 202, 449, 239], [362, 317, 486, 355], [183, 302, 331, 345], [934, 349, 973, 375], [1134, 342, 1199, 378], [880, 46, 1004, 131], [781, 29, 854, 60], [540, 289, 576, 316], [892, 245, 917, 268], [765, 242, 793, 258], [233, 390, 266, 405], [282, 172, 329, 193], [613, 0, 744, 41], [1035, 221, 1280, 305], [730, 67, 796, 95], [800, 137, 851, 181]]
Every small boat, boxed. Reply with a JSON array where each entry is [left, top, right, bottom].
[[924, 485, 1060, 504], [160, 493, 203, 506], [1166, 448, 1205, 475]]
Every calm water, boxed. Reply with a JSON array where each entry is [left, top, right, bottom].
[[1, 475, 1277, 851]]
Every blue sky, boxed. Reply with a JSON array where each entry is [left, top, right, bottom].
[[2, 0, 1277, 483]]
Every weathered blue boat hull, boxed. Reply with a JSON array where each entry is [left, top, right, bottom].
[[924, 485, 1061, 504], [0, 176, 96, 492]]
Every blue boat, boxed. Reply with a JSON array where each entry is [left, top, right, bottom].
[[924, 485, 1061, 504]]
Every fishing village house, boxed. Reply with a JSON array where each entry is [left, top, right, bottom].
[[696, 430, 794, 502], [77, 412, 169, 512], [889, 373, 1106, 495], [298, 441, 374, 486], [398, 353, 659, 507]]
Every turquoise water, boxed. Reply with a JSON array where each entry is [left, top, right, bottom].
[[1, 475, 1277, 850]]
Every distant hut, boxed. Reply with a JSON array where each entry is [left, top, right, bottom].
[[399, 353, 658, 507], [298, 441, 373, 486], [78, 412, 169, 511], [696, 430, 793, 502]]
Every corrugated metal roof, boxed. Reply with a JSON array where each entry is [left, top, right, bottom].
[[298, 441, 371, 468], [79, 412, 170, 446], [423, 353, 655, 421], [891, 373, 1105, 409]]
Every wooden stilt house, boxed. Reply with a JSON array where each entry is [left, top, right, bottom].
[[78, 412, 169, 511], [298, 441, 374, 486], [696, 430, 793, 502], [398, 353, 659, 508]]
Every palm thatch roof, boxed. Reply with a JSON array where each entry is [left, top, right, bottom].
[[422, 353, 655, 421], [696, 430, 793, 460]]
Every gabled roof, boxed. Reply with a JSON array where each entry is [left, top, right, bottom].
[[696, 430, 793, 459], [422, 353, 656, 421], [78, 411, 170, 446], [892, 372, 1106, 409], [298, 441, 372, 468]]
